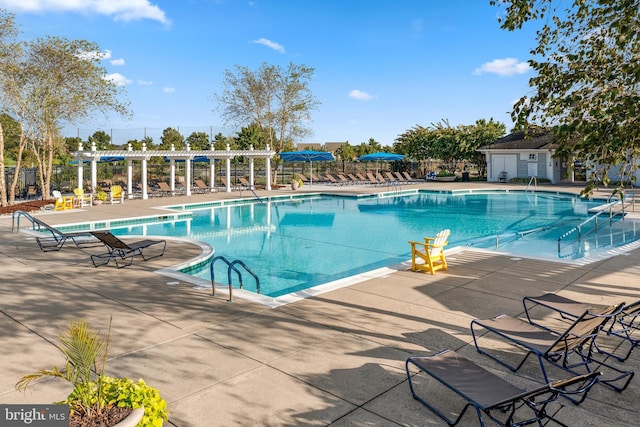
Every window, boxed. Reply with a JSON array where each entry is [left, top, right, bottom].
[[528, 153, 537, 161]]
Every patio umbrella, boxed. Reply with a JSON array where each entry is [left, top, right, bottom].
[[356, 152, 405, 174], [279, 150, 335, 185]]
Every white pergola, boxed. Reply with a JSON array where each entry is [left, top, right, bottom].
[[74, 142, 276, 199]]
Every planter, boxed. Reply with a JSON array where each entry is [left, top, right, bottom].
[[93, 200, 104, 205], [113, 407, 145, 427], [291, 180, 299, 190], [436, 176, 456, 182]]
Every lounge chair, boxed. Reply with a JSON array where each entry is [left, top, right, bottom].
[[409, 229, 450, 275], [403, 171, 418, 182], [156, 182, 174, 196], [470, 303, 634, 398], [406, 349, 601, 426], [27, 215, 102, 252], [523, 293, 640, 362], [393, 172, 407, 183], [90, 231, 166, 268], [238, 177, 253, 189], [324, 174, 342, 185], [336, 174, 350, 184], [52, 190, 73, 211], [193, 179, 210, 193], [73, 188, 93, 207], [365, 173, 380, 186], [297, 173, 310, 183], [109, 185, 125, 204]]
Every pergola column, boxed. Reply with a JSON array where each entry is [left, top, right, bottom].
[[141, 143, 148, 200], [170, 144, 176, 195], [126, 143, 133, 199], [249, 145, 255, 189], [185, 143, 192, 196], [90, 141, 98, 192], [265, 144, 272, 191], [225, 144, 231, 192], [76, 142, 84, 190]]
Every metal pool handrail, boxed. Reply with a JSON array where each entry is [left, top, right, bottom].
[[210, 255, 260, 302]]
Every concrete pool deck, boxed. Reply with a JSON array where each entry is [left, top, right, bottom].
[[1, 182, 639, 426]]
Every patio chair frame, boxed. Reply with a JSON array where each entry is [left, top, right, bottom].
[[90, 231, 166, 268], [523, 293, 640, 362], [471, 305, 633, 400], [406, 349, 601, 427], [29, 216, 103, 252]]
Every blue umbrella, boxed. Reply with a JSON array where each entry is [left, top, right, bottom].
[[357, 152, 405, 174], [279, 150, 335, 185]]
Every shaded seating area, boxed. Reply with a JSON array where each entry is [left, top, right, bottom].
[[470, 303, 634, 398], [523, 293, 640, 362], [406, 349, 601, 426], [409, 229, 450, 275], [90, 231, 166, 268]]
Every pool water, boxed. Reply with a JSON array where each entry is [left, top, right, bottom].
[[110, 191, 634, 298]]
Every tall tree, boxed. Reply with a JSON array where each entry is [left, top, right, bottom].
[[1, 33, 130, 202], [185, 131, 210, 150], [215, 62, 320, 183], [492, 0, 640, 194], [158, 127, 184, 150], [0, 10, 19, 206]]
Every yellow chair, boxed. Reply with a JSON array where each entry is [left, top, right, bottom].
[[109, 185, 125, 204], [52, 190, 73, 211], [409, 229, 450, 275], [73, 188, 93, 207]]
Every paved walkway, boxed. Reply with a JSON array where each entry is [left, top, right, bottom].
[[1, 182, 639, 426]]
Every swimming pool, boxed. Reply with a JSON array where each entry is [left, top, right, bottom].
[[107, 190, 639, 299]]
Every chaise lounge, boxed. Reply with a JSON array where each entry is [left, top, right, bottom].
[[90, 231, 166, 268], [406, 349, 601, 426], [471, 303, 634, 399]]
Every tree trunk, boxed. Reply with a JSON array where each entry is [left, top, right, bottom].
[[0, 123, 7, 207]]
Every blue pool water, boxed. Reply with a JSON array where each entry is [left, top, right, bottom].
[[107, 190, 637, 298]]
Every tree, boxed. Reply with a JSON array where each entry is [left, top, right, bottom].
[[185, 131, 210, 150], [158, 127, 184, 150], [0, 30, 130, 203], [215, 62, 320, 183], [0, 10, 19, 206], [87, 130, 113, 150], [492, 0, 640, 194]]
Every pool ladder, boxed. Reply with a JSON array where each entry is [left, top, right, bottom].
[[210, 255, 260, 301]]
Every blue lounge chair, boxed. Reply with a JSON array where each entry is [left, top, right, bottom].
[[406, 349, 601, 426], [90, 231, 166, 268]]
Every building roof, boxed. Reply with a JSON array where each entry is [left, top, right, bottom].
[[479, 129, 557, 151]]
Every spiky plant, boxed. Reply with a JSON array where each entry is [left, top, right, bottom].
[[16, 318, 111, 418]]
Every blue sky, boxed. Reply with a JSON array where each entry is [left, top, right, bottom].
[[0, 0, 538, 147]]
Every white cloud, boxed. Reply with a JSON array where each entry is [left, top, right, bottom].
[[137, 80, 153, 85], [252, 38, 285, 54], [348, 89, 375, 101], [163, 87, 175, 94], [474, 58, 531, 76], [110, 58, 125, 66], [0, 0, 170, 24], [105, 73, 131, 86]]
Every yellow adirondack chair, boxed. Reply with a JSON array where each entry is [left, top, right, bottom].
[[73, 188, 93, 207], [52, 190, 73, 211], [409, 229, 450, 275], [109, 185, 125, 204]]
